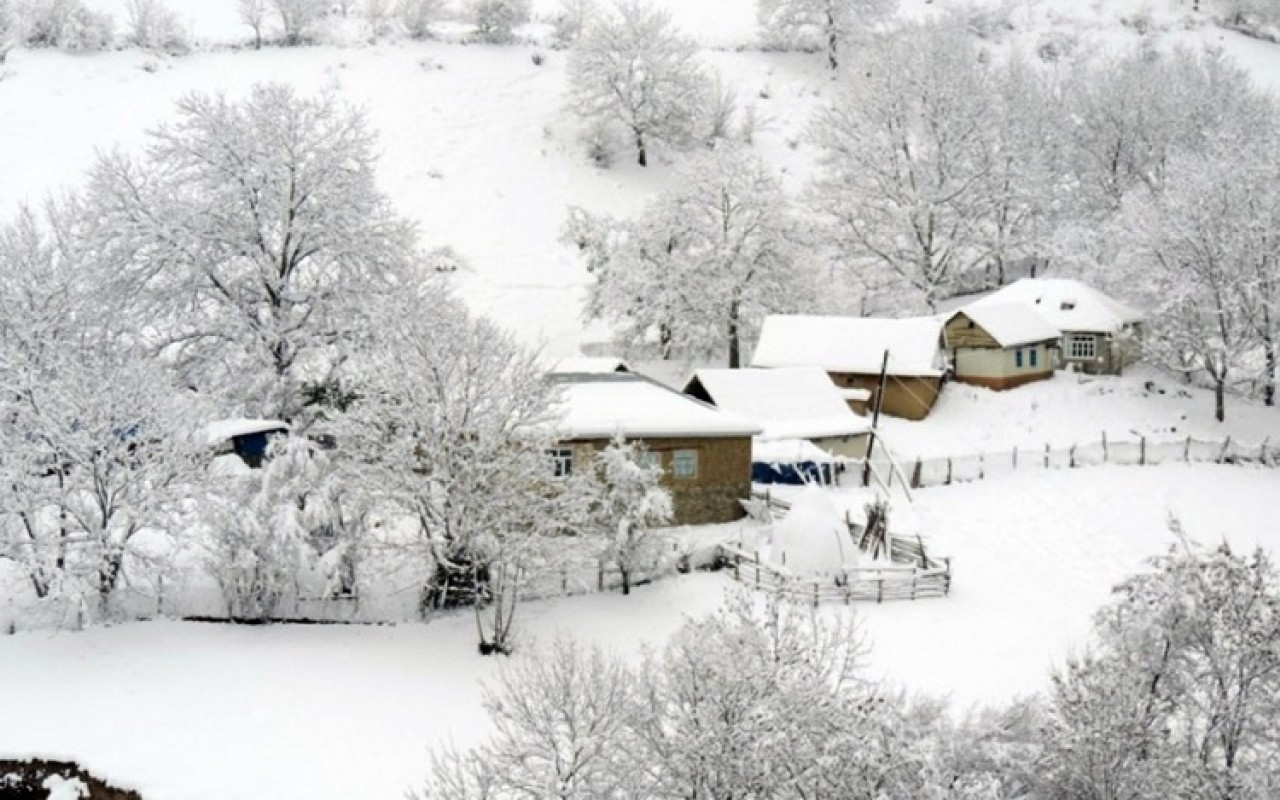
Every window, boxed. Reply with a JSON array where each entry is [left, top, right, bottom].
[[672, 449, 698, 479], [1068, 334, 1096, 360], [636, 450, 662, 473], [1015, 348, 1024, 368], [1029, 348, 1038, 368], [549, 448, 574, 477]]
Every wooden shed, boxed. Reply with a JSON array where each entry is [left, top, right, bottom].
[[550, 372, 761, 525], [751, 315, 948, 421], [945, 304, 1060, 390]]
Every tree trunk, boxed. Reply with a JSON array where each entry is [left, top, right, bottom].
[[621, 566, 631, 596], [1215, 378, 1226, 423], [635, 131, 647, 167], [1263, 314, 1275, 407], [826, 11, 838, 70], [727, 298, 741, 369]]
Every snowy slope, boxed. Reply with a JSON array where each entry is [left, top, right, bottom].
[[6, 1, 1280, 355]]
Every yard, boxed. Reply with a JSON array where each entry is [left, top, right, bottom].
[[2, 462, 1277, 800]]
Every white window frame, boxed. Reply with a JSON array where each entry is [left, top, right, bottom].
[[549, 447, 574, 478], [636, 450, 663, 474], [672, 449, 698, 479], [1068, 334, 1096, 360]]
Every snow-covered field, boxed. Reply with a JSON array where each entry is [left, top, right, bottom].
[[3, 462, 1278, 800]]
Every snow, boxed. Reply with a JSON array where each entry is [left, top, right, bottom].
[[548, 356, 629, 374], [203, 418, 290, 445], [3, 464, 1278, 799], [967, 278, 1144, 335], [752, 436, 836, 464], [687, 367, 872, 440], [761, 486, 859, 575], [551, 372, 761, 439], [878, 366, 1280, 460], [752, 315, 948, 376], [42, 775, 88, 800], [947, 303, 1061, 348]]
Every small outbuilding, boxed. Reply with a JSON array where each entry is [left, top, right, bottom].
[[682, 367, 873, 459], [751, 315, 948, 421], [550, 372, 761, 525], [944, 304, 1061, 390], [205, 418, 290, 468], [968, 279, 1143, 375]]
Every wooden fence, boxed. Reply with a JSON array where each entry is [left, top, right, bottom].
[[839, 434, 1276, 490], [727, 491, 951, 605]]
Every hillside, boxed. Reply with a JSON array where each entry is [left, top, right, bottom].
[[4, 0, 1280, 357]]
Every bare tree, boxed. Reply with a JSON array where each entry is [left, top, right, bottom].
[[124, 0, 188, 53], [270, 0, 326, 45], [239, 0, 270, 47], [756, 0, 897, 69], [396, 0, 442, 39], [465, 0, 530, 43]]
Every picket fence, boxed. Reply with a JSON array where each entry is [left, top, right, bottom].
[[844, 434, 1276, 491]]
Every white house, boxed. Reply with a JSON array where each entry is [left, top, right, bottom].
[[967, 279, 1143, 375]]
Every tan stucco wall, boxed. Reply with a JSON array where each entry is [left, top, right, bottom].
[[954, 343, 1054, 388], [828, 373, 942, 421]]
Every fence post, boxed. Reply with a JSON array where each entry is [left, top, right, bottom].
[[944, 558, 952, 596], [877, 578, 884, 604], [1070, 445, 1077, 468], [1140, 436, 1146, 466], [733, 553, 740, 581], [1044, 443, 1050, 468], [1218, 436, 1232, 464], [562, 566, 569, 594], [813, 581, 820, 608], [1012, 446, 1018, 470], [597, 564, 604, 592], [911, 458, 923, 489], [978, 453, 985, 480], [911, 574, 917, 601], [1184, 436, 1192, 462], [946, 458, 953, 486], [1261, 436, 1271, 465], [1101, 430, 1108, 462]]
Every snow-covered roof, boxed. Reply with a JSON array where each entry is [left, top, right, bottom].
[[551, 373, 761, 440], [947, 304, 1061, 348], [968, 279, 1143, 334], [752, 437, 837, 464], [685, 367, 871, 441], [751, 315, 947, 377], [549, 356, 630, 374], [204, 418, 289, 445]]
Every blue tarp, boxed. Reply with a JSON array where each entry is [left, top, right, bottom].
[[752, 460, 836, 486]]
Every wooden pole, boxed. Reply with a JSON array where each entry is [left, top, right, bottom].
[[1140, 436, 1146, 466], [862, 349, 891, 488], [1101, 430, 1108, 462]]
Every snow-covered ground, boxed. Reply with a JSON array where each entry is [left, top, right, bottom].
[[2, 462, 1278, 800], [880, 366, 1280, 460]]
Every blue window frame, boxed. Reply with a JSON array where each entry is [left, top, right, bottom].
[[1015, 349, 1024, 368], [1029, 348, 1038, 368]]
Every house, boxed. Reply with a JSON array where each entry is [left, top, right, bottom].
[[968, 279, 1144, 375], [682, 367, 873, 460], [944, 304, 1061, 390], [751, 315, 948, 421], [550, 372, 761, 525], [205, 418, 290, 468]]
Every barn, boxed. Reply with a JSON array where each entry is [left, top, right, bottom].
[[751, 315, 948, 421]]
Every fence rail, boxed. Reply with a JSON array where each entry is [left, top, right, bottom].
[[838, 434, 1275, 491]]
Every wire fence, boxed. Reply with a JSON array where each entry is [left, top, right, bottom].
[[840, 434, 1276, 491]]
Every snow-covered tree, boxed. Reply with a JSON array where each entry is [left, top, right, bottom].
[[124, 0, 187, 53], [362, 0, 391, 37], [566, 0, 710, 166], [576, 435, 672, 595], [85, 84, 420, 423], [566, 146, 814, 366], [756, 0, 897, 69], [336, 287, 563, 654], [396, 0, 441, 39], [201, 434, 366, 621], [418, 639, 639, 799], [809, 20, 994, 312], [270, 0, 325, 44], [238, 0, 270, 47], [19, 0, 113, 50], [0, 202, 197, 625], [465, 0, 529, 43], [1040, 533, 1280, 799], [1123, 141, 1274, 422], [551, 0, 596, 46]]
